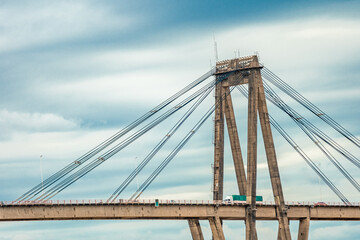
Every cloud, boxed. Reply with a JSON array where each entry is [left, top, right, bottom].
[[1, 14, 358, 203], [2, 14, 359, 128], [1, 1, 360, 239], [0, 109, 79, 139], [214, 17, 360, 76], [0, 1, 135, 52], [311, 222, 360, 240], [0, 220, 191, 240]]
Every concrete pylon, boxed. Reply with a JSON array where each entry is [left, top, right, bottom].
[[213, 55, 292, 240]]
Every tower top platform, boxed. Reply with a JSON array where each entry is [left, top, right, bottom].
[[215, 55, 262, 75]]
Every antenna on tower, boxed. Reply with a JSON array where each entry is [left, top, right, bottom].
[[255, 51, 260, 62], [213, 33, 218, 62]]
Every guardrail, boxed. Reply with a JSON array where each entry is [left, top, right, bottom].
[[0, 199, 359, 207]]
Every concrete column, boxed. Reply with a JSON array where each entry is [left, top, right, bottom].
[[246, 69, 258, 240], [188, 219, 204, 240], [278, 227, 281, 240], [224, 86, 258, 240], [297, 217, 310, 240], [209, 217, 225, 240], [257, 72, 291, 240], [223, 87, 247, 195], [213, 79, 225, 201]]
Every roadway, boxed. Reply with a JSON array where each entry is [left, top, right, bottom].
[[1, 200, 359, 221]]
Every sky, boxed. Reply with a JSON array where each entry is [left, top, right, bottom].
[[0, 0, 360, 239]]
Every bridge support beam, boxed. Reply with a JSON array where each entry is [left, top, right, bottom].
[[213, 80, 225, 201], [224, 86, 260, 240], [245, 69, 259, 240], [297, 217, 310, 240], [257, 73, 292, 240], [209, 216, 225, 240], [188, 219, 204, 240], [1, 204, 359, 221], [223, 87, 247, 195]]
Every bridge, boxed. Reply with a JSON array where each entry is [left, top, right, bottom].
[[1, 200, 359, 221], [1, 55, 359, 239]]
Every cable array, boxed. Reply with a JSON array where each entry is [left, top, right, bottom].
[[237, 86, 351, 204], [269, 115, 351, 205], [107, 84, 215, 202], [36, 80, 218, 200], [129, 86, 233, 200], [260, 80, 360, 168], [260, 82, 360, 191], [262, 67, 360, 148], [18, 69, 215, 201], [17, 64, 358, 204]]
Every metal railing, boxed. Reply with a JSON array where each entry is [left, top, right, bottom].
[[1, 199, 358, 207]]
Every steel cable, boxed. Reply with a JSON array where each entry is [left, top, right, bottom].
[[35, 80, 217, 200], [34, 73, 230, 200], [16, 69, 215, 202], [262, 67, 360, 148], [269, 115, 351, 205], [107, 84, 214, 202], [260, 82, 360, 191], [130, 86, 233, 200], [260, 80, 360, 168], [237, 86, 351, 204]]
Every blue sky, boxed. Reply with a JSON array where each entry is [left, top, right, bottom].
[[0, 0, 359, 239]]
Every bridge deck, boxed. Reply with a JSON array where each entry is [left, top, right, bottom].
[[1, 200, 359, 221]]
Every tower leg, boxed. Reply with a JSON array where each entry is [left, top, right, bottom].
[[257, 72, 291, 240], [213, 81, 225, 200], [188, 219, 204, 240], [225, 86, 258, 239], [223, 87, 247, 195], [246, 71, 258, 240], [209, 217, 225, 240]]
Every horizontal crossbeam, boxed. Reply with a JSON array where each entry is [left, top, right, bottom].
[[1, 203, 359, 221]]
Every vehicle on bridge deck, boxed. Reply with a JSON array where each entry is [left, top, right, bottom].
[[314, 202, 328, 206], [223, 195, 263, 204]]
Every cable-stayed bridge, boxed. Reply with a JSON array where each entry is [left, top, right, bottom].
[[1, 55, 359, 240]]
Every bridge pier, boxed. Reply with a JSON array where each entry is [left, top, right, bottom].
[[188, 219, 204, 240], [297, 217, 310, 240], [209, 216, 225, 240]]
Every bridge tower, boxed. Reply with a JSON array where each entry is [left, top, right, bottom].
[[212, 55, 291, 240]]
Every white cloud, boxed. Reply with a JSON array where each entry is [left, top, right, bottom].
[[0, 1, 135, 51], [311, 223, 360, 239], [33, 16, 360, 116], [214, 17, 360, 84], [3, 11, 360, 201], [0, 109, 79, 135], [1, 6, 360, 239], [0, 220, 191, 240]]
